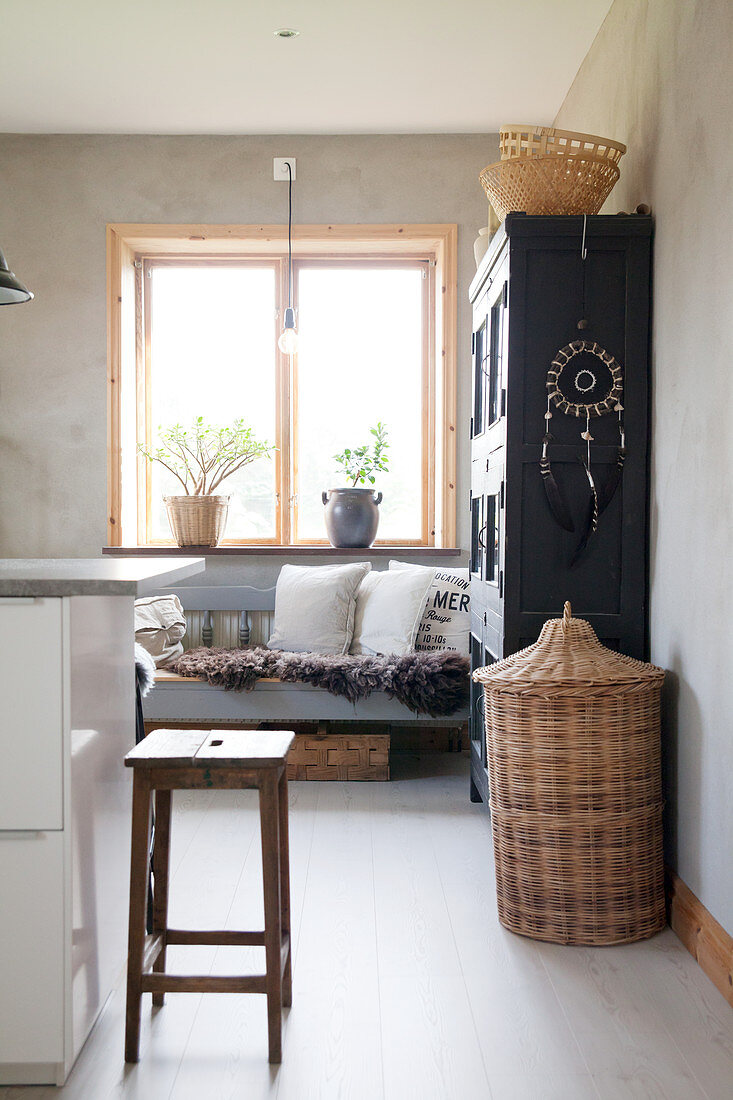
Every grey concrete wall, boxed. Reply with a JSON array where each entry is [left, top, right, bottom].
[[0, 132, 498, 573], [556, 0, 733, 929]]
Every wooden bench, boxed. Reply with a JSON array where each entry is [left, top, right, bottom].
[[144, 584, 469, 779]]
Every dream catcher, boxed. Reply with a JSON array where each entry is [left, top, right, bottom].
[[540, 216, 626, 566]]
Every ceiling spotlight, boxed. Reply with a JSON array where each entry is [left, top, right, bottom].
[[274, 28, 300, 38]]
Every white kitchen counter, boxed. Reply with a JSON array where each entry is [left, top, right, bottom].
[[0, 556, 204, 596]]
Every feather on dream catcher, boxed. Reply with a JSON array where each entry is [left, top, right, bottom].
[[540, 216, 626, 566]]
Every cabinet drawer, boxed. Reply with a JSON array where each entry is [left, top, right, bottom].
[[0, 830, 64, 1064], [0, 599, 63, 830]]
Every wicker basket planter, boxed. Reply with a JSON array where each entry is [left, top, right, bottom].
[[479, 124, 626, 221], [473, 602, 665, 946], [164, 495, 229, 547]]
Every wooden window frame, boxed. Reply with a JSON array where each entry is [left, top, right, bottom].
[[107, 223, 458, 549]]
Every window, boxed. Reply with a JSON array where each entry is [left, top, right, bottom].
[[146, 262, 278, 541], [107, 224, 457, 547]]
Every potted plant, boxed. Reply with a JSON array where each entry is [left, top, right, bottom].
[[322, 422, 389, 548], [139, 417, 274, 547]]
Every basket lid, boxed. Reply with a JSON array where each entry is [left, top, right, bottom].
[[473, 602, 664, 692]]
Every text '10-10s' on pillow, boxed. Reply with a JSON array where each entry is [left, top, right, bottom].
[[267, 561, 371, 655], [389, 560, 470, 656]]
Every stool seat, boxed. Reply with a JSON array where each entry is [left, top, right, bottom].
[[125, 728, 295, 769], [123, 728, 295, 1065]]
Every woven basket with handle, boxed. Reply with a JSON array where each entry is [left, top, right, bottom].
[[473, 602, 665, 946]]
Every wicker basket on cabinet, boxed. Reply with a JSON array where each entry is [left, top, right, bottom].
[[473, 602, 665, 946], [498, 125, 626, 164], [479, 124, 626, 220]]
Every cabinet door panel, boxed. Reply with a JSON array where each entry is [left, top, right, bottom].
[[0, 831, 64, 1062], [0, 599, 63, 830]]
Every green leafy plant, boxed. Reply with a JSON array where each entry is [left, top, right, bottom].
[[139, 417, 274, 495], [333, 422, 389, 486]]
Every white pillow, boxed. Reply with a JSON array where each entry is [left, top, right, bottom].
[[389, 560, 470, 656], [267, 562, 371, 655], [350, 566, 435, 656]]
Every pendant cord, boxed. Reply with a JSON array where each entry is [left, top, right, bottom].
[[286, 162, 293, 311]]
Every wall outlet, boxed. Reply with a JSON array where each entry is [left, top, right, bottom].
[[273, 157, 296, 181]]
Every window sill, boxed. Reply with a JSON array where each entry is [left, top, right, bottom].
[[102, 545, 463, 558]]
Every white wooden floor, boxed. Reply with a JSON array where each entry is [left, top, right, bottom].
[[4, 754, 732, 1100]]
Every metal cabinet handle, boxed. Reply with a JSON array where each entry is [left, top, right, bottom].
[[477, 522, 488, 550]]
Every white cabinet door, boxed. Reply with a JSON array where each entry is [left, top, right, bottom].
[[0, 831, 64, 1064], [0, 598, 63, 830]]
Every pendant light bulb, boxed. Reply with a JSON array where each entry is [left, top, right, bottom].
[[278, 306, 298, 356], [278, 160, 299, 355]]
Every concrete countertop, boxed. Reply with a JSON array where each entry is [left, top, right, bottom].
[[0, 557, 205, 597]]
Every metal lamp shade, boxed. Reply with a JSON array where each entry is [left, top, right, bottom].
[[0, 249, 33, 304]]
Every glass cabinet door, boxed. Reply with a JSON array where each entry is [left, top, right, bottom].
[[469, 634, 498, 770], [471, 317, 486, 439], [472, 274, 507, 440], [487, 291, 505, 426]]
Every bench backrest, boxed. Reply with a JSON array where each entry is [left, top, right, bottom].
[[152, 585, 276, 647], [155, 585, 276, 612]]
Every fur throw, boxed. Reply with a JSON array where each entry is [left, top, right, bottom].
[[135, 642, 157, 697], [172, 646, 470, 718]]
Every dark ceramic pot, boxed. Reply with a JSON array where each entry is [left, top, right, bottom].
[[322, 487, 383, 548]]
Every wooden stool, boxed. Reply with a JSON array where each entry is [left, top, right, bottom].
[[123, 728, 295, 1064]]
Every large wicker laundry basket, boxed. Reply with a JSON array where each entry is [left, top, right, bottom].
[[473, 603, 665, 946]]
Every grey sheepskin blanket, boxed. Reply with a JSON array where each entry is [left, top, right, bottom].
[[135, 642, 156, 698], [171, 647, 469, 718]]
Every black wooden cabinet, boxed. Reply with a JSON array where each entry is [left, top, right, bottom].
[[468, 214, 652, 806]]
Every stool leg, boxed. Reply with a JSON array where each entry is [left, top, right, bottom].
[[151, 788, 172, 1006], [278, 767, 292, 1008], [125, 772, 152, 1063], [259, 771, 283, 1063]]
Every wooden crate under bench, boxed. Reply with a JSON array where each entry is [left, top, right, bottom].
[[286, 731, 390, 781]]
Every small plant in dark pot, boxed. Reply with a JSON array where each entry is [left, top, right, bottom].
[[323, 423, 389, 548]]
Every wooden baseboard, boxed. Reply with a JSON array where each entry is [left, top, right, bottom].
[[666, 866, 733, 1007]]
